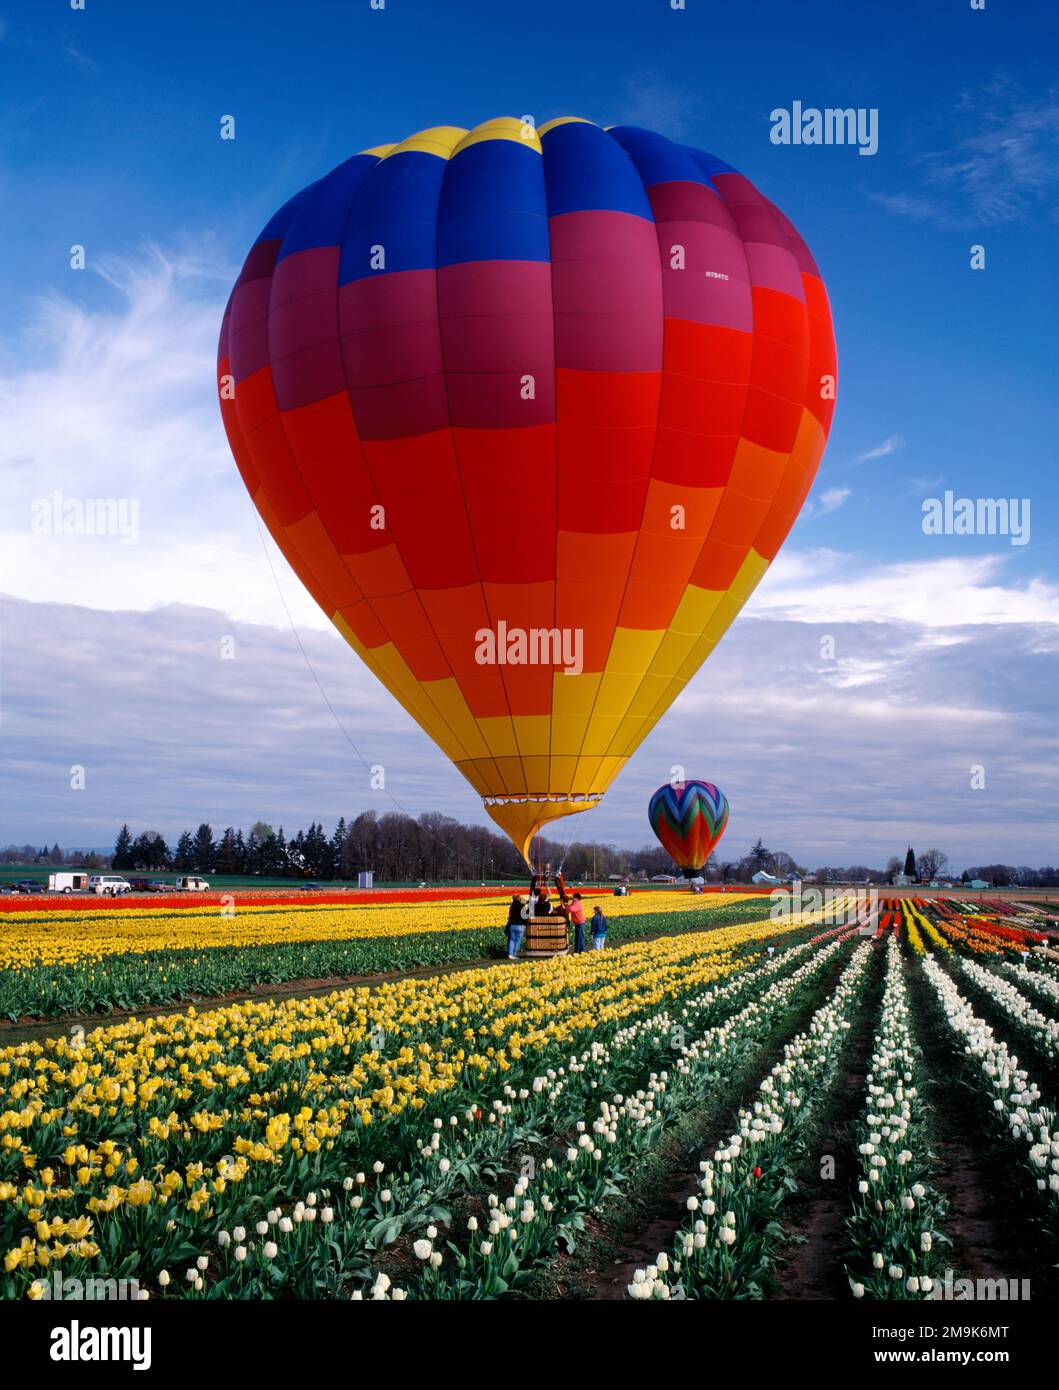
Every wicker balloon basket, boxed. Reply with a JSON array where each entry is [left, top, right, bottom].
[[522, 914, 570, 958]]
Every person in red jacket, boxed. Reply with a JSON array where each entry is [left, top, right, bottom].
[[568, 893, 588, 952]]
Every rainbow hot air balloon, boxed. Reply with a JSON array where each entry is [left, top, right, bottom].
[[648, 780, 730, 877], [217, 117, 837, 864]]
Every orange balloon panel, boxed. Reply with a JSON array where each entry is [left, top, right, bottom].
[[218, 118, 837, 861]]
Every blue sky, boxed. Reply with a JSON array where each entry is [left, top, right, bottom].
[[1, 0, 1057, 867]]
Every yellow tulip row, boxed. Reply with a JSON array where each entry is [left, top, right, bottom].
[[0, 890, 758, 971], [0, 909, 817, 1279]]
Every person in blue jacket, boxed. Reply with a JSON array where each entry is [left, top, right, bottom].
[[591, 905, 609, 949]]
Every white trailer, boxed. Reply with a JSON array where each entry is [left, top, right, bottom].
[[48, 872, 90, 893]]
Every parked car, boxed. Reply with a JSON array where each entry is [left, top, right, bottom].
[[300, 882, 324, 891], [146, 880, 170, 892], [15, 879, 47, 894], [129, 877, 153, 892], [48, 872, 90, 893], [88, 875, 132, 896], [173, 876, 210, 892]]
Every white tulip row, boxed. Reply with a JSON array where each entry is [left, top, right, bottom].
[[845, 936, 944, 1299], [921, 957, 1059, 1208], [999, 960, 1059, 1011], [629, 941, 875, 1299], [413, 937, 857, 1298], [175, 934, 843, 1299], [954, 955, 1059, 1063]]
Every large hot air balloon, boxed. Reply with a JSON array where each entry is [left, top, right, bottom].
[[648, 780, 730, 878], [217, 117, 837, 864]]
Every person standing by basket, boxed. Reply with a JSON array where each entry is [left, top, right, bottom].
[[506, 894, 527, 961], [591, 905, 609, 950], [568, 892, 588, 953]]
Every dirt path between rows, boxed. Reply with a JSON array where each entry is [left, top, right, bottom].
[[577, 950, 854, 1300], [771, 941, 883, 1299]]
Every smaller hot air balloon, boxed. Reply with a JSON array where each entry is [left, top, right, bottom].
[[648, 780, 730, 878]]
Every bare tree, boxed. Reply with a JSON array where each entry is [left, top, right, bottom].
[[916, 848, 949, 882]]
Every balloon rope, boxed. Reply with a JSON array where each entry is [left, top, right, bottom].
[[251, 513, 463, 872]]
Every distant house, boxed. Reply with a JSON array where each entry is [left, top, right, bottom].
[[893, 872, 913, 887], [968, 878, 989, 890], [751, 870, 782, 885]]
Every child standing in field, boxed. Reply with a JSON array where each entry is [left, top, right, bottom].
[[591, 905, 608, 949], [568, 892, 587, 952]]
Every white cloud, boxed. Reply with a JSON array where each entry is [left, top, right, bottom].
[[2, 591, 1055, 868], [617, 71, 702, 139], [875, 79, 1059, 226], [817, 485, 851, 515], [0, 247, 328, 633], [749, 553, 1059, 628], [853, 434, 905, 465]]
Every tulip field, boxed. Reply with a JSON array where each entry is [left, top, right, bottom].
[[2, 890, 1058, 1301]]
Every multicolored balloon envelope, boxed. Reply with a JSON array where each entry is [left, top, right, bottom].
[[648, 780, 730, 877], [217, 117, 837, 863]]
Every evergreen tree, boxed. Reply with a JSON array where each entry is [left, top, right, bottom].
[[174, 831, 194, 871], [216, 828, 239, 875], [289, 829, 306, 876], [748, 838, 771, 873], [275, 828, 288, 876], [903, 846, 917, 879], [329, 818, 346, 881], [113, 824, 133, 870], [234, 829, 247, 875], [192, 823, 216, 872]]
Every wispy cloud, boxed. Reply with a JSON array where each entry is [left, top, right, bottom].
[[818, 486, 851, 515], [907, 474, 944, 494], [875, 78, 1059, 226], [617, 70, 702, 139], [852, 434, 906, 465], [750, 551, 1059, 629], [0, 245, 318, 629], [868, 191, 941, 222], [62, 42, 98, 74]]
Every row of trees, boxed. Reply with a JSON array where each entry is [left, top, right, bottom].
[[106, 820, 808, 883], [1, 843, 107, 869], [6, 830, 1058, 887]]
